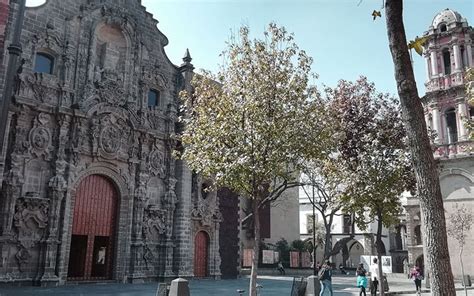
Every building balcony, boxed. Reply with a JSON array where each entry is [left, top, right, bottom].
[[425, 71, 464, 92], [433, 139, 474, 159]]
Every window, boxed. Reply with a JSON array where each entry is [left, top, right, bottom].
[[306, 214, 316, 234], [414, 225, 422, 245], [201, 183, 209, 199], [440, 24, 447, 32], [34, 53, 54, 74], [147, 89, 160, 109], [442, 49, 451, 75], [445, 108, 458, 143], [460, 46, 467, 69], [470, 106, 474, 119], [343, 214, 351, 234]]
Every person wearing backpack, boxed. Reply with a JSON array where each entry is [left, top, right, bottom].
[[318, 260, 333, 296]]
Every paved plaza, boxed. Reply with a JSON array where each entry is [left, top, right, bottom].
[[0, 275, 473, 296]]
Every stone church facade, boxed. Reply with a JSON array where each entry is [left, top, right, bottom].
[[0, 0, 225, 286], [405, 9, 474, 278]]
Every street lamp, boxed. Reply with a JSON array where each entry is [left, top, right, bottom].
[[0, 0, 27, 156]]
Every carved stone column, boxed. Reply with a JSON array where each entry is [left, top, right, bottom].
[[38, 114, 70, 285], [38, 176, 66, 285], [163, 178, 177, 279], [128, 184, 148, 283]]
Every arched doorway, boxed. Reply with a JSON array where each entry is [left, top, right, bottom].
[[67, 175, 118, 280], [194, 231, 209, 277], [348, 241, 364, 268]]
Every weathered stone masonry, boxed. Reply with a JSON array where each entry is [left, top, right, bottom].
[[0, 0, 223, 286]]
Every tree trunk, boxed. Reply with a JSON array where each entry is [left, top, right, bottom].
[[324, 224, 332, 260], [376, 212, 385, 296], [460, 247, 467, 296], [384, 1, 455, 295], [249, 199, 261, 296]]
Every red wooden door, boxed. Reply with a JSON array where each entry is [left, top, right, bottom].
[[67, 175, 117, 281], [194, 231, 209, 277]]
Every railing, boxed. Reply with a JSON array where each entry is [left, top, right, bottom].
[[425, 71, 464, 92], [433, 140, 474, 158]]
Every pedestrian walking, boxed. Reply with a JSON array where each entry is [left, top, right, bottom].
[[370, 258, 379, 295], [410, 265, 423, 295], [318, 259, 333, 296], [356, 263, 368, 296], [277, 261, 285, 275]]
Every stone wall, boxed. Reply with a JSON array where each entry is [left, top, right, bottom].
[[0, 0, 221, 286]]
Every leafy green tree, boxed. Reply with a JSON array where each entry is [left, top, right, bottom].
[[384, 1, 456, 294], [301, 162, 344, 261], [325, 77, 415, 296], [178, 24, 331, 295]]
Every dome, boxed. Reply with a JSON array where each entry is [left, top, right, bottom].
[[432, 9, 463, 28]]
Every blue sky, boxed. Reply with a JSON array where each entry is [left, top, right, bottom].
[[141, 0, 473, 96], [27, 0, 473, 96]]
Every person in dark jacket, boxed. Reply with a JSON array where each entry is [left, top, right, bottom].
[[318, 260, 333, 296]]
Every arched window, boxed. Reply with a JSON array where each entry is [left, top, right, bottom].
[[470, 105, 474, 119], [414, 225, 422, 245], [34, 53, 54, 74], [442, 49, 451, 75], [147, 89, 160, 109], [445, 108, 458, 143], [440, 24, 447, 32]]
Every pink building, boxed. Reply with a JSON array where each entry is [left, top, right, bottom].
[[405, 8, 474, 278]]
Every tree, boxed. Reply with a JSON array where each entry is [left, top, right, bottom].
[[301, 162, 344, 263], [447, 204, 473, 296], [178, 24, 331, 296], [384, 1, 456, 294], [324, 77, 414, 295]]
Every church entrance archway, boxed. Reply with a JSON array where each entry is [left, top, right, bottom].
[[67, 175, 118, 281], [194, 231, 209, 277]]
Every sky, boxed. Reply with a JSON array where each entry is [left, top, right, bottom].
[[27, 0, 473, 96]]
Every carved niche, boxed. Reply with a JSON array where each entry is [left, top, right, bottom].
[[13, 193, 49, 271]]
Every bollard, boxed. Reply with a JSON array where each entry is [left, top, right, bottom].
[[463, 275, 472, 287], [169, 278, 190, 296], [305, 275, 320, 296], [156, 283, 168, 296]]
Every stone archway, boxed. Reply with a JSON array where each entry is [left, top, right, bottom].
[[67, 175, 118, 280]]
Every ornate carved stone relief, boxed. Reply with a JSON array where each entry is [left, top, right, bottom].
[[148, 141, 165, 178], [90, 113, 132, 159], [16, 73, 60, 105], [13, 193, 49, 271], [142, 205, 166, 242], [28, 113, 53, 159]]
